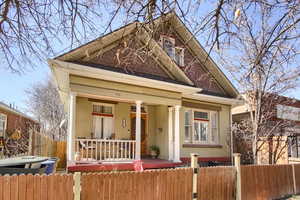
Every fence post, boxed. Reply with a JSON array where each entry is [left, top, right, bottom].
[[73, 172, 81, 200], [292, 164, 297, 194], [191, 153, 199, 200], [234, 153, 241, 200]]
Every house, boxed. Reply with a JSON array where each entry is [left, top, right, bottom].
[[49, 12, 241, 172], [0, 102, 39, 157], [232, 94, 300, 164]]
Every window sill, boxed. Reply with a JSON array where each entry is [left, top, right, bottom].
[[182, 144, 222, 148]]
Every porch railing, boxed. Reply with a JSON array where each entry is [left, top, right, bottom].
[[75, 139, 136, 162]]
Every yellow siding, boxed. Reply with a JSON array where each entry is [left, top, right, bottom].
[[154, 105, 169, 160], [147, 105, 157, 150], [114, 103, 131, 139], [76, 97, 92, 138], [70, 75, 181, 101]]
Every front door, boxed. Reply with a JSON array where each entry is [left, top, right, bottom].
[[131, 114, 147, 156]]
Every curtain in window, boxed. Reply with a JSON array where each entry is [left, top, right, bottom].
[[103, 117, 113, 139], [93, 116, 103, 138], [93, 116, 113, 139]]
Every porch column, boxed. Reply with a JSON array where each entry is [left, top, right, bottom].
[[135, 100, 142, 160], [168, 107, 174, 161], [174, 105, 181, 162], [67, 92, 77, 161]]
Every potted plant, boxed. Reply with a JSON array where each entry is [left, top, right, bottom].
[[149, 145, 160, 159]]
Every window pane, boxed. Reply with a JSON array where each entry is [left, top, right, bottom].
[[0, 115, 5, 121], [163, 38, 175, 58], [194, 111, 208, 120], [185, 126, 191, 142], [93, 105, 112, 114], [194, 122, 200, 141], [194, 122, 208, 142], [200, 123, 208, 141], [102, 106, 112, 114], [0, 121, 3, 131], [185, 111, 192, 125]]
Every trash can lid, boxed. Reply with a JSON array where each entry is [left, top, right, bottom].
[[41, 160, 55, 165]]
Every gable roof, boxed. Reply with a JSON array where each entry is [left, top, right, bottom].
[[55, 20, 194, 86], [54, 12, 239, 98], [166, 12, 239, 98]]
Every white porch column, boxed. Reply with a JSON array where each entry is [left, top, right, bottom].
[[168, 107, 174, 161], [174, 105, 181, 162], [135, 100, 142, 160], [67, 92, 77, 161]]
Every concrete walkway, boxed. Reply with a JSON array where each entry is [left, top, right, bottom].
[[287, 196, 300, 200]]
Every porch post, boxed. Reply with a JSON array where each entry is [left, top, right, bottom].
[[135, 100, 142, 160], [168, 107, 174, 161], [67, 92, 77, 161], [174, 105, 181, 162]]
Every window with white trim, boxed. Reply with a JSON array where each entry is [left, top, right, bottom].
[[184, 109, 219, 144], [92, 104, 114, 139], [161, 35, 175, 58], [0, 114, 7, 137], [160, 35, 185, 66]]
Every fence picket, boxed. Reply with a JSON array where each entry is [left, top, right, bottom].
[[10, 175, 17, 200], [1, 163, 300, 200]]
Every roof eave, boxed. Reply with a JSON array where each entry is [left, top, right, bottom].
[[49, 59, 202, 95]]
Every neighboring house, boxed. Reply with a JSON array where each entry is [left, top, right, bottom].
[[0, 102, 39, 157], [232, 94, 300, 164], [49, 12, 241, 171]]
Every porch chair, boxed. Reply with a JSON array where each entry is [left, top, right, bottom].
[[78, 139, 97, 160]]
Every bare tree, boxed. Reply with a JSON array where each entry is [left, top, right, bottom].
[[2, 1, 299, 72], [218, 1, 300, 163], [25, 78, 67, 140]]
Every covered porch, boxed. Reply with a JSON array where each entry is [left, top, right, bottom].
[[65, 74, 199, 166], [68, 93, 181, 164]]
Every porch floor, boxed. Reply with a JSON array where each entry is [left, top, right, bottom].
[[67, 158, 184, 172]]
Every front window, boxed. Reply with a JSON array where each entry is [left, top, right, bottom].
[[0, 114, 7, 137], [92, 104, 114, 139], [161, 36, 175, 59], [184, 109, 219, 144]]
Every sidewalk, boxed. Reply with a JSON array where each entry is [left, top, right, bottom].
[[287, 196, 300, 200]]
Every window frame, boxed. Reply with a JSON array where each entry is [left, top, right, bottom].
[[160, 35, 175, 59], [0, 113, 7, 138], [184, 109, 219, 145], [91, 103, 115, 139]]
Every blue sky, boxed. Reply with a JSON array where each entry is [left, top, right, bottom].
[[1, 2, 300, 113], [0, 63, 50, 111]]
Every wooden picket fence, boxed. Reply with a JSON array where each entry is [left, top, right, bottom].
[[0, 174, 73, 200], [198, 166, 236, 200], [2, 162, 300, 200], [81, 168, 193, 200], [32, 133, 67, 169], [241, 164, 294, 200]]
